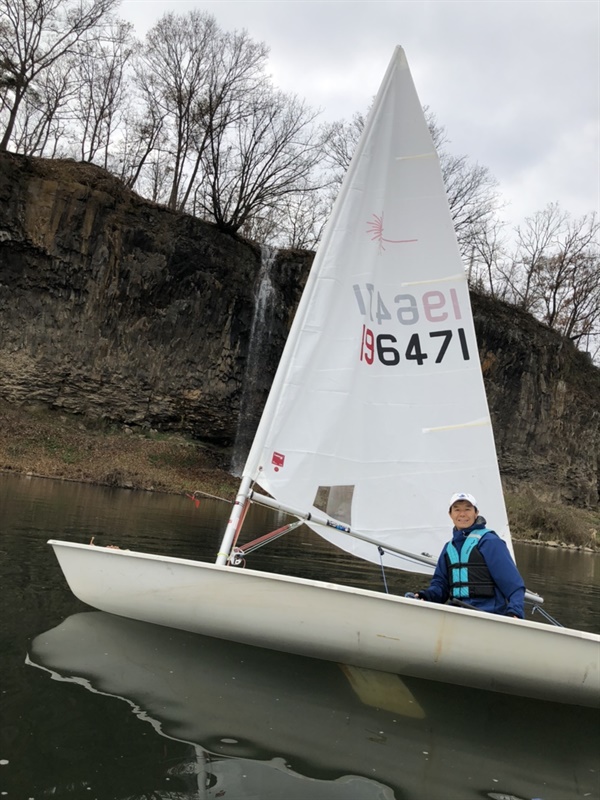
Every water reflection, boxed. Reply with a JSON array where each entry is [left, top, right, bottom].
[[516, 544, 600, 631], [2, 473, 600, 799], [29, 611, 600, 800]]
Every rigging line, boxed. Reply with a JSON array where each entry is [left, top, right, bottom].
[[377, 547, 390, 594], [237, 519, 305, 556], [377, 545, 435, 570], [185, 489, 231, 503], [531, 605, 564, 627], [250, 492, 438, 570]]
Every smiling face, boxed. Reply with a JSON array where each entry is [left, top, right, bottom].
[[449, 500, 478, 530]]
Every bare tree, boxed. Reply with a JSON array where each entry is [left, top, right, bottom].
[[0, 0, 119, 151], [115, 102, 167, 191], [8, 56, 74, 155], [422, 111, 504, 258], [534, 212, 599, 343], [441, 153, 502, 256], [503, 202, 567, 311], [239, 182, 332, 250], [494, 205, 600, 356], [139, 148, 173, 204], [71, 19, 134, 168], [178, 28, 268, 212], [134, 10, 218, 210], [322, 110, 366, 179], [133, 13, 270, 213], [467, 218, 510, 299], [199, 89, 326, 234], [274, 189, 332, 250], [322, 107, 503, 259]]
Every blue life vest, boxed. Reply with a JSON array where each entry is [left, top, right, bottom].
[[445, 530, 495, 599]]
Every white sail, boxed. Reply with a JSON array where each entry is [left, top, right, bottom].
[[243, 46, 511, 573]]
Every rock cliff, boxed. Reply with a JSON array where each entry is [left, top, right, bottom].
[[0, 152, 306, 449], [1, 153, 598, 506]]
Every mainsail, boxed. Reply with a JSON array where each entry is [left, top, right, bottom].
[[241, 46, 511, 573]]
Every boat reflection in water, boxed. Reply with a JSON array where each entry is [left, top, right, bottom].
[[29, 612, 599, 800]]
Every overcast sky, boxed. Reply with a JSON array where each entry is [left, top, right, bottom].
[[119, 0, 599, 231]]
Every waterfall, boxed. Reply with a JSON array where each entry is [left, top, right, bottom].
[[230, 245, 278, 476]]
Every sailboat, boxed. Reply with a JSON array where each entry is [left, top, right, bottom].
[[48, 46, 600, 708]]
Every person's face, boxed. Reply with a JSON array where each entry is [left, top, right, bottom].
[[449, 501, 477, 530]]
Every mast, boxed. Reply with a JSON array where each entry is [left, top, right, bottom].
[[216, 475, 253, 566]]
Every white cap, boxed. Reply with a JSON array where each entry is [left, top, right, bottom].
[[449, 492, 478, 509]]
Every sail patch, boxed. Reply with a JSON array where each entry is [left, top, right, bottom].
[[271, 452, 285, 470], [313, 485, 355, 525]]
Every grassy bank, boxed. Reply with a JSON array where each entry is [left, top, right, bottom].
[[0, 400, 239, 500], [1, 400, 598, 550], [505, 493, 598, 550]]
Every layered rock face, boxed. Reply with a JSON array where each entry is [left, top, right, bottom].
[[0, 153, 306, 446], [0, 153, 598, 505], [474, 294, 599, 507]]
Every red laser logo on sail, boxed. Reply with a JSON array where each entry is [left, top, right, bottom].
[[367, 213, 417, 253]]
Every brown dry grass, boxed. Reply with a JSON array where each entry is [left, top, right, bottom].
[[0, 400, 238, 501], [505, 492, 599, 550]]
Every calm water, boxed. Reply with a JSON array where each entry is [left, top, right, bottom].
[[1, 473, 599, 800]]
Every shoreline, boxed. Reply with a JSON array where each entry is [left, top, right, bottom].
[[2, 400, 598, 552], [0, 399, 239, 499], [0, 465, 235, 501], [3, 467, 597, 555]]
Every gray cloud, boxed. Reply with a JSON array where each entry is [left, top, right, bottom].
[[120, 0, 599, 227]]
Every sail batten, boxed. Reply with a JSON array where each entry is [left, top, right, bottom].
[[240, 46, 511, 573]]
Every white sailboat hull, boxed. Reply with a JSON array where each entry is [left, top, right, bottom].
[[49, 540, 599, 708]]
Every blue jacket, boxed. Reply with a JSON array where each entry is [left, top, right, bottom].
[[419, 522, 525, 618]]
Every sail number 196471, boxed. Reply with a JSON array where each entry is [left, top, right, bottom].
[[354, 283, 470, 366], [360, 324, 469, 365]]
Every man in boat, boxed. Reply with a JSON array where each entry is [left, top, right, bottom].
[[410, 492, 525, 618]]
